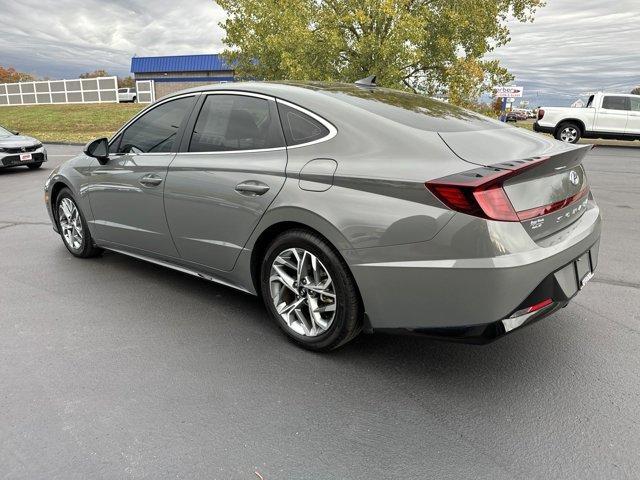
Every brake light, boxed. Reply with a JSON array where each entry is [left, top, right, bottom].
[[537, 109, 545, 120], [425, 156, 589, 222]]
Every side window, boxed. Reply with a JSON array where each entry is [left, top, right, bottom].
[[586, 95, 594, 108], [602, 96, 629, 111], [630, 98, 640, 112], [117, 96, 194, 154], [277, 103, 331, 146], [189, 94, 284, 152]]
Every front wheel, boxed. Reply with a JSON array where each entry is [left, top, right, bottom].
[[56, 188, 102, 258], [260, 230, 362, 351], [556, 122, 581, 143]]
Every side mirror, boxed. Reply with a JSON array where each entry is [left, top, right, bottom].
[[84, 137, 109, 165], [12, 131, 19, 135]]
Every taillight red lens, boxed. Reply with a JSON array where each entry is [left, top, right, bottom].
[[425, 156, 588, 222], [537, 109, 545, 120], [473, 186, 519, 222]]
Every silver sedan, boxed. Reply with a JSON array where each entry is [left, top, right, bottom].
[[0, 126, 47, 170], [44, 80, 601, 351]]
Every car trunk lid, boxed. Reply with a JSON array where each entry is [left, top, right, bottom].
[[433, 128, 592, 240]]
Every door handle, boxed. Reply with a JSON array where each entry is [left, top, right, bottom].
[[235, 181, 270, 196], [139, 174, 163, 187]]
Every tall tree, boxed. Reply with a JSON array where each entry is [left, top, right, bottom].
[[216, 0, 544, 105], [79, 69, 110, 79], [0, 66, 35, 83]]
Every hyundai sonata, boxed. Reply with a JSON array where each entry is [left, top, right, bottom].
[[44, 80, 601, 350]]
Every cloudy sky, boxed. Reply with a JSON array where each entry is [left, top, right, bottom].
[[0, 0, 638, 106]]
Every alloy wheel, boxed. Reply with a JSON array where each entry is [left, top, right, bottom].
[[58, 197, 83, 250], [560, 126, 578, 143], [269, 248, 337, 337]]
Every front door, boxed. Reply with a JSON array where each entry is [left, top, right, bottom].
[[87, 95, 197, 257], [164, 92, 287, 271]]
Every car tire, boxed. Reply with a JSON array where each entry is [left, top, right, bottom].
[[556, 122, 581, 143], [260, 229, 362, 351], [27, 162, 42, 169], [55, 188, 103, 258]]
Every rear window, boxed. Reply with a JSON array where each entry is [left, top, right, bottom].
[[289, 83, 505, 133]]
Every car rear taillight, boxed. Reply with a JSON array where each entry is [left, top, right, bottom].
[[425, 156, 589, 222], [537, 109, 545, 120]]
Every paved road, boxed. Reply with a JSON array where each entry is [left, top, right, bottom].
[[1, 145, 639, 480]]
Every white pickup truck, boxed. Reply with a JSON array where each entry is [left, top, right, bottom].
[[534, 92, 640, 143]]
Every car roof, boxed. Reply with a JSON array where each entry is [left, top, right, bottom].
[[161, 81, 505, 133]]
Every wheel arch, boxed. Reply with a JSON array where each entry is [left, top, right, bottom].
[[555, 118, 586, 135], [246, 207, 355, 297], [49, 179, 75, 225]]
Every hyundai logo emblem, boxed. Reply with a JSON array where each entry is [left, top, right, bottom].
[[569, 170, 580, 186]]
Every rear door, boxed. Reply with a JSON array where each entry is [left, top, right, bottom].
[[87, 95, 196, 257], [164, 92, 287, 271], [626, 97, 640, 135], [595, 95, 629, 133]]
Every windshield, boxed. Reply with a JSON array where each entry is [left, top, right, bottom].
[[284, 82, 506, 133], [118, 89, 128, 93], [0, 125, 12, 137]]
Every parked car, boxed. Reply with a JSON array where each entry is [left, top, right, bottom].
[[118, 88, 137, 103], [44, 81, 601, 350], [534, 92, 640, 143], [506, 110, 528, 122], [0, 125, 47, 170]]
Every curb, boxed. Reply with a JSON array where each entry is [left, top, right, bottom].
[[44, 141, 84, 146]]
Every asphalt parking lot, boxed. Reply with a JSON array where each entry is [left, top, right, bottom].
[[1, 144, 639, 479]]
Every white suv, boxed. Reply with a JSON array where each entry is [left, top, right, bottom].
[[118, 88, 137, 103], [534, 92, 640, 143]]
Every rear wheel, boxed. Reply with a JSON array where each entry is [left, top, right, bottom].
[[27, 163, 42, 170], [556, 122, 581, 143], [260, 230, 362, 351], [56, 188, 102, 258]]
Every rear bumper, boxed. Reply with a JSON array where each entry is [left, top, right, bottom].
[[533, 122, 554, 134], [347, 200, 602, 338]]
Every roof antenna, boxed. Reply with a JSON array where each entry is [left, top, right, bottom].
[[355, 75, 377, 87]]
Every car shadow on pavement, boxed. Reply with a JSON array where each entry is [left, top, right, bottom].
[[95, 248, 574, 391]]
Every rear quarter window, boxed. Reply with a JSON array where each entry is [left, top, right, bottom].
[[277, 102, 331, 146]]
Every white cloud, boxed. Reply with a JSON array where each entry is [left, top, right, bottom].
[[489, 0, 640, 105], [0, 0, 227, 78], [0, 0, 638, 106]]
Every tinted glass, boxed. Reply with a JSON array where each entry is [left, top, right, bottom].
[[277, 103, 330, 146], [280, 82, 505, 132], [118, 89, 127, 93], [190, 94, 284, 152], [0, 125, 12, 137], [117, 96, 193, 154], [602, 96, 629, 111], [630, 97, 640, 112]]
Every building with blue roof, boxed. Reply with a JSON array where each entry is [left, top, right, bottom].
[[130, 54, 235, 99]]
